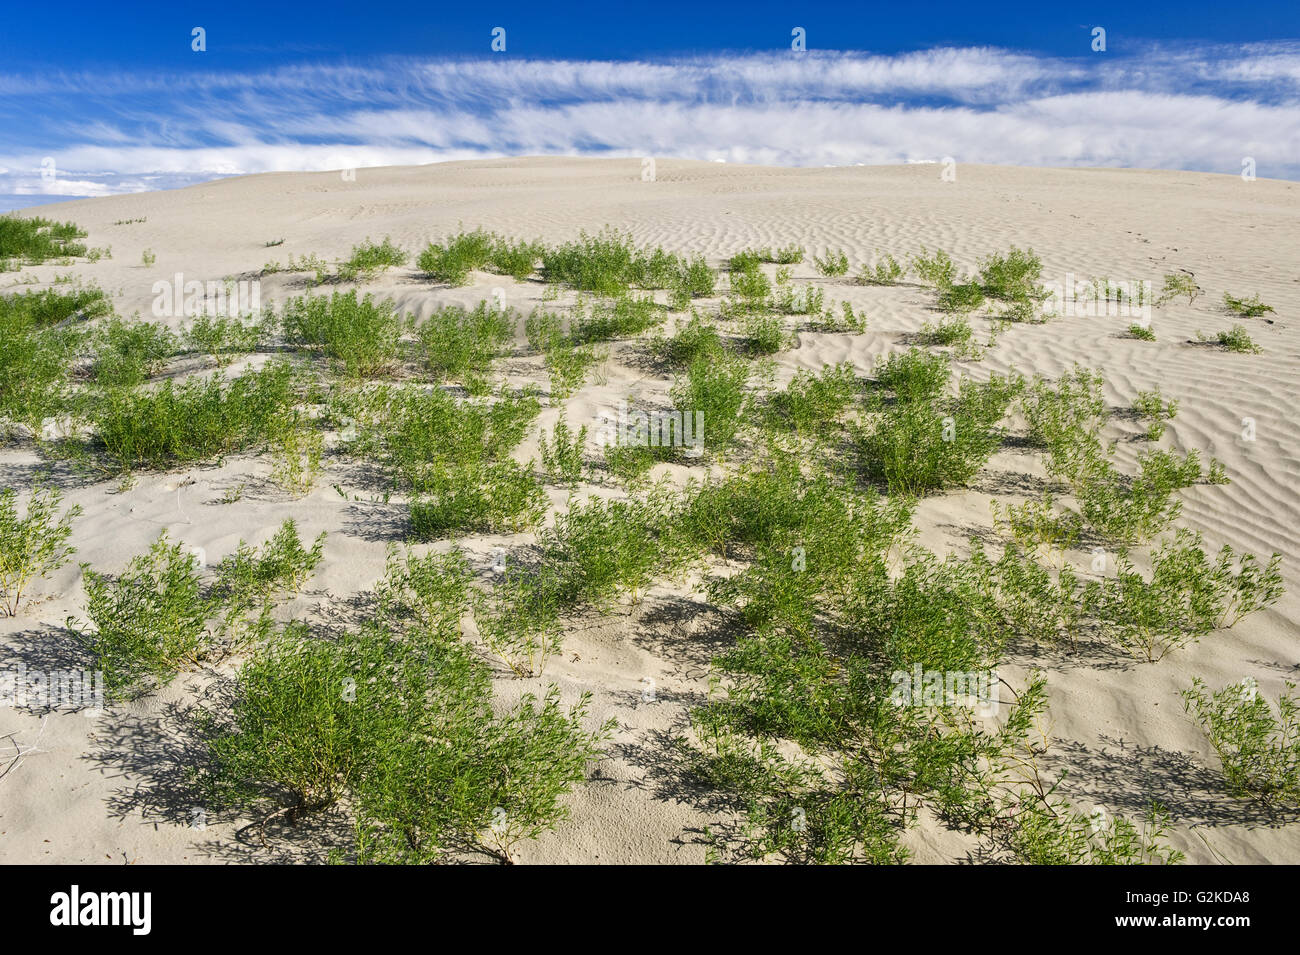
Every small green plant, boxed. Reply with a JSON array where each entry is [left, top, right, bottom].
[[571, 295, 665, 343], [270, 411, 324, 497], [543, 339, 604, 399], [539, 415, 587, 486], [741, 312, 787, 355], [936, 282, 985, 315], [670, 353, 751, 459], [475, 560, 565, 677], [341, 236, 407, 279], [417, 229, 494, 286], [859, 253, 904, 286], [1157, 273, 1200, 306], [1127, 323, 1156, 341], [873, 348, 951, 403], [1197, 324, 1262, 353], [978, 247, 1045, 303], [1183, 678, 1299, 807], [0, 485, 81, 615], [812, 249, 849, 277], [73, 533, 212, 700], [141, 249, 156, 267], [1223, 292, 1274, 318], [487, 236, 543, 281], [911, 246, 956, 287], [1132, 386, 1178, 440], [652, 312, 724, 368], [0, 285, 112, 326]]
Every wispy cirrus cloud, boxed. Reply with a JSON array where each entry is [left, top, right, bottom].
[[4, 44, 1299, 207]]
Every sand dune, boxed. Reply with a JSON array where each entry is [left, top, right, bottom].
[[2, 157, 1298, 864]]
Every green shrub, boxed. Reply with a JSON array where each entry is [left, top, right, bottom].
[[571, 295, 664, 343], [74, 533, 212, 700], [91, 317, 177, 387], [1004, 799, 1183, 865], [1183, 678, 1299, 806], [1223, 292, 1274, 317], [416, 301, 515, 383], [410, 460, 546, 538], [0, 485, 81, 616], [281, 290, 407, 378], [539, 415, 587, 486], [741, 312, 787, 355], [652, 312, 724, 368], [475, 560, 565, 677], [417, 229, 494, 286], [0, 285, 112, 326], [1198, 324, 1262, 353], [185, 314, 264, 367], [859, 253, 904, 285], [873, 348, 950, 403], [918, 316, 976, 351], [487, 236, 543, 281], [1133, 386, 1177, 440], [674, 255, 716, 299], [0, 303, 80, 432], [978, 247, 1044, 303], [1127, 323, 1156, 341], [766, 363, 860, 436], [1158, 273, 1200, 306], [341, 236, 407, 279], [90, 361, 297, 470], [544, 339, 604, 399], [669, 353, 752, 458], [813, 249, 849, 277], [541, 228, 680, 295], [937, 282, 986, 315], [856, 374, 1021, 495], [911, 246, 956, 287], [0, 215, 87, 264]]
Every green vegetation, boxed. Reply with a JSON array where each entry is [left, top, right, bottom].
[[1183, 678, 1299, 807], [1197, 324, 1262, 353], [416, 301, 515, 385], [0, 485, 81, 616], [281, 290, 408, 378], [1223, 292, 1274, 318], [341, 236, 407, 279], [0, 215, 88, 266]]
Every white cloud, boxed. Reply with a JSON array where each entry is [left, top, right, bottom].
[[1, 44, 1297, 201]]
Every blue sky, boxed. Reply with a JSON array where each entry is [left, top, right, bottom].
[[4, 1, 1299, 209]]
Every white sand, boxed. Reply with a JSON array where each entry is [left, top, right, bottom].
[[2, 157, 1298, 864]]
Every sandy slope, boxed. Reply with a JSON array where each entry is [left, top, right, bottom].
[[2, 157, 1298, 864]]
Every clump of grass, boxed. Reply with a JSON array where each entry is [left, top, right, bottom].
[[1197, 324, 1262, 353], [1183, 678, 1299, 807], [1158, 272, 1200, 306], [1127, 323, 1156, 341], [281, 290, 408, 378], [0, 215, 88, 265], [812, 249, 849, 277], [1223, 292, 1274, 318], [341, 236, 408, 280], [0, 485, 81, 616], [89, 361, 298, 470], [416, 301, 515, 385], [90, 317, 177, 387]]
